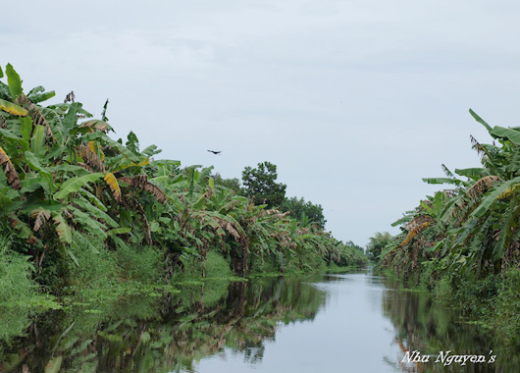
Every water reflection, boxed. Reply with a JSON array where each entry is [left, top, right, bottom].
[[0, 273, 518, 372], [0, 277, 326, 372], [383, 280, 520, 373]]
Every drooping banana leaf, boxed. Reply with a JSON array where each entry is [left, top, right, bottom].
[[53, 213, 72, 244], [491, 126, 520, 145], [54, 173, 104, 200], [471, 176, 520, 217], [469, 109, 493, 133]]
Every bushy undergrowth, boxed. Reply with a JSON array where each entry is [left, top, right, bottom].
[[116, 244, 165, 284], [0, 236, 37, 304], [250, 253, 285, 275], [203, 251, 234, 279], [495, 269, 520, 337], [67, 239, 120, 290], [65, 238, 170, 307], [172, 251, 234, 283], [0, 306, 32, 343], [449, 272, 498, 319]]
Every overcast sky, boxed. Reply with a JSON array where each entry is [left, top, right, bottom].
[[3, 0, 520, 246]]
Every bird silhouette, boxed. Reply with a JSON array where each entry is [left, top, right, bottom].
[[207, 150, 222, 155]]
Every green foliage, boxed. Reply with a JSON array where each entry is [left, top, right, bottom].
[[494, 269, 520, 336], [0, 236, 37, 303], [0, 63, 365, 303], [116, 244, 165, 284], [242, 161, 287, 208], [67, 238, 120, 290], [203, 251, 233, 278], [0, 306, 32, 343], [5, 63, 22, 99], [213, 173, 241, 193], [280, 196, 326, 229], [366, 232, 392, 263], [379, 108, 520, 339]]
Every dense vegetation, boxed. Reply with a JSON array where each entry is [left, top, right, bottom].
[[373, 109, 520, 338], [0, 64, 366, 302]]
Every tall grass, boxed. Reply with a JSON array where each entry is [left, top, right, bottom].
[[116, 244, 165, 284], [67, 238, 120, 290], [0, 235, 37, 304], [66, 237, 168, 304]]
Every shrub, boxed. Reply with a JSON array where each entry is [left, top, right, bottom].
[[0, 236, 37, 304]]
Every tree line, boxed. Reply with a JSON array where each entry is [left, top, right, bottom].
[[0, 63, 366, 296]]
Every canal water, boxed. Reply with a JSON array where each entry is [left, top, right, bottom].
[[0, 271, 518, 372]]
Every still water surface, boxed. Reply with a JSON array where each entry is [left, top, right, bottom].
[[0, 271, 518, 372]]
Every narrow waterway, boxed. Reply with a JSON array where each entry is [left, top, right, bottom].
[[0, 271, 517, 372], [194, 272, 513, 373], [197, 273, 402, 373]]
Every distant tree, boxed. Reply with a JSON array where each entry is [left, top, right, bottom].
[[345, 240, 365, 253], [366, 232, 392, 263], [280, 197, 326, 229], [214, 173, 241, 193], [242, 162, 286, 208]]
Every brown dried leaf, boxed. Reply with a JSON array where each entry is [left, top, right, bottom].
[[77, 162, 94, 173], [78, 144, 105, 172], [401, 215, 435, 247], [119, 175, 166, 204], [143, 182, 166, 203], [223, 220, 241, 241], [15, 94, 56, 143], [81, 119, 112, 133], [134, 200, 152, 245], [470, 135, 487, 160], [64, 91, 75, 103], [0, 112, 6, 128], [466, 175, 502, 198], [405, 215, 434, 232], [0, 146, 21, 190], [401, 222, 432, 247], [31, 208, 51, 232]]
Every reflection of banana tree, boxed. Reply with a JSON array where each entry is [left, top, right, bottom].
[[382, 277, 520, 373], [0, 277, 327, 372]]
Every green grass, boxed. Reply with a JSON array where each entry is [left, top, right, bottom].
[[116, 244, 165, 284], [0, 235, 38, 303]]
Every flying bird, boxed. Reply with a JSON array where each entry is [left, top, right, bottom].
[[207, 150, 222, 155]]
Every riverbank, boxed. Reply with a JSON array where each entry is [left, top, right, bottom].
[[0, 64, 367, 310], [371, 109, 520, 344]]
